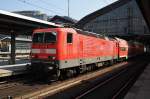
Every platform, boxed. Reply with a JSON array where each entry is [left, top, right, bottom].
[[125, 63, 150, 99], [0, 69, 12, 77], [0, 59, 29, 66], [0, 63, 29, 77]]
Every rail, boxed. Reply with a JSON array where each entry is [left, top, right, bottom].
[[0, 62, 128, 98], [74, 56, 149, 99]]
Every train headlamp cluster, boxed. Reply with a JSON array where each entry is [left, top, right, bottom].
[[48, 56, 56, 60]]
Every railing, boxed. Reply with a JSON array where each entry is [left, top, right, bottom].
[[0, 52, 30, 55], [0, 52, 30, 59], [0, 52, 30, 65]]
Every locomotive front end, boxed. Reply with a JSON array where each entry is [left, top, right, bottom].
[[30, 29, 58, 76]]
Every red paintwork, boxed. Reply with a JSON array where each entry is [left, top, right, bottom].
[[31, 28, 144, 62], [128, 42, 144, 57], [116, 38, 128, 58]]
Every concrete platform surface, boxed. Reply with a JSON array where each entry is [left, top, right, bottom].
[[0, 63, 29, 77], [0, 69, 12, 77], [125, 63, 150, 99]]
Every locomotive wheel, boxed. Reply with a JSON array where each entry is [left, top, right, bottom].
[[66, 70, 74, 78], [109, 60, 114, 66], [75, 67, 80, 76], [51, 69, 61, 81], [88, 66, 92, 71], [57, 70, 61, 78], [113, 59, 117, 64], [58, 70, 66, 80], [80, 65, 87, 73]]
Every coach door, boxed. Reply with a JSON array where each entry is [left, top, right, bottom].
[[117, 42, 120, 59]]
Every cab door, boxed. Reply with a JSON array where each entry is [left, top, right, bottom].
[[66, 33, 73, 59]]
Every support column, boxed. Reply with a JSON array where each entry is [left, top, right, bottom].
[[10, 32, 16, 64]]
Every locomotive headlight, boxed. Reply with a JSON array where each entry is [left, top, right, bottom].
[[31, 54, 38, 58], [52, 56, 56, 60], [31, 55, 34, 58], [48, 67, 53, 70], [48, 56, 56, 60]]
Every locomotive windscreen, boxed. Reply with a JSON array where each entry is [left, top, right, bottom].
[[32, 32, 57, 43]]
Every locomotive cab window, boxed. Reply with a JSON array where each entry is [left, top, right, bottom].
[[32, 33, 44, 43], [32, 32, 57, 43], [67, 33, 73, 43], [45, 32, 56, 43]]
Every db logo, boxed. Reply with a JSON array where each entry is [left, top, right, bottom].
[[40, 49, 46, 53]]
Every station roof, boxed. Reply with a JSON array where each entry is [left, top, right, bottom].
[[76, 0, 131, 29], [136, 0, 150, 30], [0, 36, 31, 42], [76, 0, 150, 31], [0, 10, 62, 35], [75, 0, 150, 44]]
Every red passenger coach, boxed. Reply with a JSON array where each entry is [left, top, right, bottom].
[[128, 42, 144, 58], [116, 38, 129, 60], [30, 28, 145, 78]]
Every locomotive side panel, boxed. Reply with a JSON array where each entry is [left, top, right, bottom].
[[58, 29, 80, 69], [58, 29, 116, 69]]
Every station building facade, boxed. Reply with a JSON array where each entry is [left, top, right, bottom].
[[76, 0, 149, 37]]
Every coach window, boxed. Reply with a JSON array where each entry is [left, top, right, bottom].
[[67, 33, 73, 43], [121, 47, 126, 51]]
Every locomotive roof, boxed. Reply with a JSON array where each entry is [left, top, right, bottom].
[[33, 27, 128, 42], [75, 28, 106, 39]]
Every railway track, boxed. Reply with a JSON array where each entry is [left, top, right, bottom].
[[0, 62, 128, 99], [0, 74, 32, 91], [46, 55, 150, 99], [0, 55, 148, 99], [75, 62, 148, 99]]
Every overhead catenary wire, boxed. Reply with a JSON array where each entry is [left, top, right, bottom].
[[40, 0, 67, 13], [17, 0, 63, 15]]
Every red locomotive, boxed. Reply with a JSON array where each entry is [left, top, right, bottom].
[[30, 28, 145, 78]]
